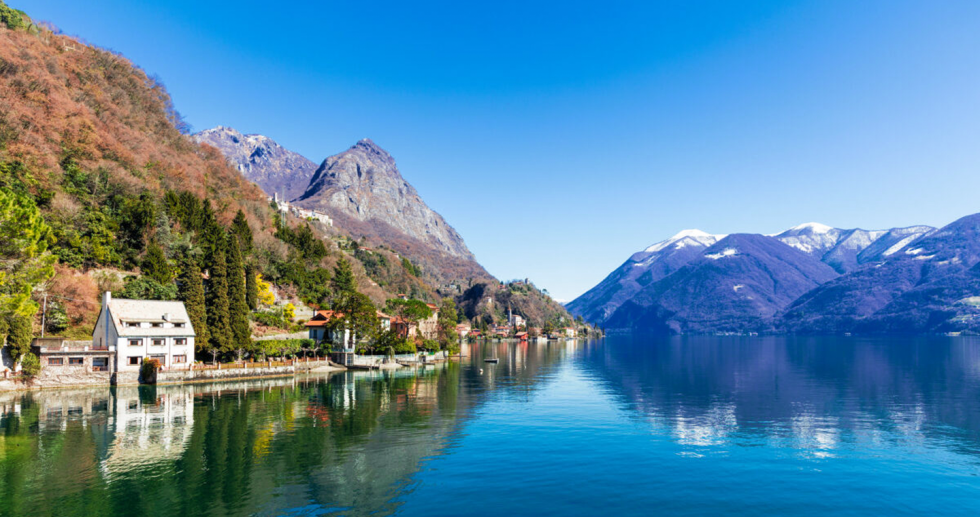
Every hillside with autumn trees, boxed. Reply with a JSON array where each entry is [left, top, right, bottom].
[[0, 1, 584, 369]]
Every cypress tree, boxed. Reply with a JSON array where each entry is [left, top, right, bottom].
[[226, 234, 251, 354], [231, 210, 253, 255], [205, 246, 232, 356], [245, 264, 258, 310], [141, 241, 172, 284], [332, 257, 356, 296], [178, 258, 208, 356]]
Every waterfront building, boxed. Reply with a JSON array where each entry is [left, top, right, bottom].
[[93, 292, 196, 372]]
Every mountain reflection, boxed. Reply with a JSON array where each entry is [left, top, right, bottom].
[[582, 336, 980, 457], [3, 338, 980, 516]]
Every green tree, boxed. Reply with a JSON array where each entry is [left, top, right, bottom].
[[0, 2, 28, 30], [4, 315, 33, 363], [117, 276, 178, 300], [329, 291, 379, 352], [401, 257, 419, 276], [206, 247, 232, 356], [19, 351, 40, 377], [437, 298, 459, 349], [384, 298, 433, 326], [230, 209, 253, 255], [331, 257, 356, 296], [226, 235, 251, 358], [245, 264, 258, 310], [0, 187, 56, 320], [140, 241, 172, 284], [178, 259, 209, 356]]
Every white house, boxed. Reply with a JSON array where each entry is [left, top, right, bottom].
[[507, 308, 525, 328], [93, 292, 196, 372]]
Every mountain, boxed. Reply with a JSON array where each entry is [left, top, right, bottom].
[[604, 234, 839, 333], [565, 230, 723, 323], [782, 213, 980, 334], [572, 214, 980, 335], [773, 223, 934, 273], [193, 126, 317, 201], [296, 139, 472, 256]]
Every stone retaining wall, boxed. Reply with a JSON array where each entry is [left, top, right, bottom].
[[154, 365, 296, 385]]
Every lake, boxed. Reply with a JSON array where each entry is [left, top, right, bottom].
[[2, 336, 980, 516]]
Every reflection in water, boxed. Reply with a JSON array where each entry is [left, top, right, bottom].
[[1, 337, 980, 516], [582, 336, 980, 460]]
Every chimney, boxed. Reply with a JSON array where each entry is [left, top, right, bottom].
[[102, 290, 111, 307]]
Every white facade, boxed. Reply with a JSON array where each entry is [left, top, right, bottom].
[[93, 292, 196, 372]]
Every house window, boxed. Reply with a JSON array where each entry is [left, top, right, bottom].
[[173, 355, 187, 364], [175, 338, 187, 346], [152, 339, 165, 346], [93, 358, 108, 371], [150, 355, 166, 366], [129, 339, 141, 347], [151, 322, 163, 328], [48, 357, 64, 366], [68, 357, 84, 366], [128, 356, 140, 366], [125, 322, 140, 328], [174, 323, 185, 328]]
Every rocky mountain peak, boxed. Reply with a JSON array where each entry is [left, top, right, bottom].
[[296, 139, 476, 261], [193, 126, 317, 200]]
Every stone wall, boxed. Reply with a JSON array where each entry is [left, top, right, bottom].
[[155, 365, 296, 385]]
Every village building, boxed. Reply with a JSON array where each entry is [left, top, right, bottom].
[[93, 292, 196, 372], [507, 308, 525, 329], [418, 303, 440, 340], [30, 338, 115, 386], [306, 309, 392, 366]]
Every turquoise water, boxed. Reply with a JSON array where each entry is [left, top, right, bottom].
[[2, 336, 980, 515]]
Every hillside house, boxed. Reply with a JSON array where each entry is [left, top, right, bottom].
[[93, 292, 196, 372], [306, 309, 392, 366]]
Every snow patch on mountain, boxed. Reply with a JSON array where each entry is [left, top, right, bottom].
[[883, 235, 921, 256], [644, 229, 726, 253], [706, 248, 738, 260]]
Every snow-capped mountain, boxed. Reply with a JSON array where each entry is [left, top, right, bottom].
[[773, 222, 935, 273], [565, 229, 723, 323], [605, 234, 839, 334], [783, 214, 980, 334], [568, 214, 980, 335]]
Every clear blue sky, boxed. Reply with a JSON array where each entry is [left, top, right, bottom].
[[26, 0, 980, 301]]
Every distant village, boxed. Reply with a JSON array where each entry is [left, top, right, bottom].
[[271, 194, 333, 226]]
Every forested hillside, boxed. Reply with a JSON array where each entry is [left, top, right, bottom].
[[0, 2, 580, 367]]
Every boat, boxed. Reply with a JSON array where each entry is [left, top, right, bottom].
[[485, 345, 499, 363]]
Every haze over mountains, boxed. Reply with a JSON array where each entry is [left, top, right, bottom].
[[569, 217, 980, 335]]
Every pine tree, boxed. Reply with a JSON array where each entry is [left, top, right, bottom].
[[141, 241, 172, 284], [231, 209, 253, 255], [178, 258, 208, 356], [332, 257, 356, 296], [205, 246, 232, 356], [245, 264, 258, 310], [226, 234, 251, 356]]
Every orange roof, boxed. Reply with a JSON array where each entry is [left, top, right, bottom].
[[306, 310, 341, 327], [376, 310, 391, 319]]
